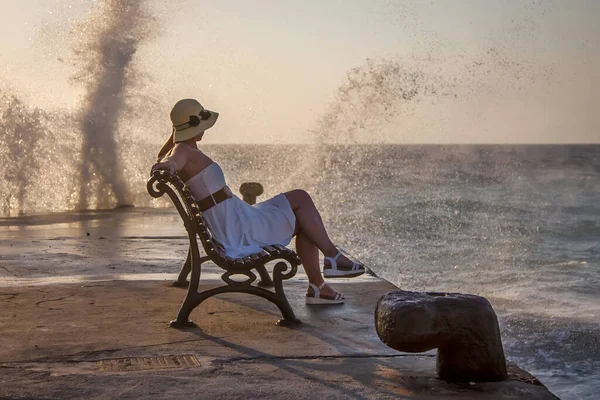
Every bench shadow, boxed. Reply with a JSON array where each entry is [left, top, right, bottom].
[[183, 325, 418, 399], [169, 283, 431, 399]]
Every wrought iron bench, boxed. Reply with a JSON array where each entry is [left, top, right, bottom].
[[147, 170, 302, 327]]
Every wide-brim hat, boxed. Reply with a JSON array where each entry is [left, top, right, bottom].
[[171, 99, 219, 143]]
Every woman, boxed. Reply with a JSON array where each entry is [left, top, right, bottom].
[[152, 98, 365, 304]]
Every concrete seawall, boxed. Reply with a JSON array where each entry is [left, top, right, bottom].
[[0, 208, 558, 399]]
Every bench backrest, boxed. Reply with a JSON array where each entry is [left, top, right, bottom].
[[147, 170, 231, 265]]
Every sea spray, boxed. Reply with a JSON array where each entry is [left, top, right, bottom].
[[71, 0, 155, 210], [279, 48, 552, 209], [0, 1, 158, 217], [0, 95, 45, 216]]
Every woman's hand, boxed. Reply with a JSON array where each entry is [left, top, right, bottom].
[[151, 159, 175, 175]]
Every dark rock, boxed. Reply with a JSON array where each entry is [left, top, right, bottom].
[[375, 290, 508, 382]]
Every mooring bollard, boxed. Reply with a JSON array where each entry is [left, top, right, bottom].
[[239, 182, 264, 205], [375, 290, 508, 382]]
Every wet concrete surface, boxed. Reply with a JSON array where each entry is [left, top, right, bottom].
[[0, 208, 559, 399]]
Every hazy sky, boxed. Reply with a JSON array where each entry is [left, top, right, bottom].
[[0, 0, 598, 143]]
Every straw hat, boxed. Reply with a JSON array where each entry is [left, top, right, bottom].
[[170, 99, 219, 143]]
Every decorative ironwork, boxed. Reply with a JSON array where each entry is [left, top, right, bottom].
[[147, 170, 301, 327]]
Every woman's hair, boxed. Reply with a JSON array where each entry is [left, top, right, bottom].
[[156, 130, 175, 161]]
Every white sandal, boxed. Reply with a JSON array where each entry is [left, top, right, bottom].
[[323, 250, 366, 278], [305, 282, 345, 305]]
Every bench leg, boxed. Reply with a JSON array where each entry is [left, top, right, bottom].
[[170, 236, 205, 327], [256, 265, 274, 287], [170, 298, 199, 328], [169, 247, 300, 327], [173, 249, 192, 287], [170, 262, 301, 327], [173, 247, 211, 288], [272, 261, 301, 325], [170, 283, 300, 328]]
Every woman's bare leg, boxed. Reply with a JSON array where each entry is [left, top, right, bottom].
[[295, 231, 320, 283], [295, 231, 340, 298], [284, 189, 338, 257], [284, 189, 360, 264]]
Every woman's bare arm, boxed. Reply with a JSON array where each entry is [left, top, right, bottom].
[[151, 143, 188, 174]]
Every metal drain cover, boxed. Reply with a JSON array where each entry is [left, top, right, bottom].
[[97, 355, 200, 372]]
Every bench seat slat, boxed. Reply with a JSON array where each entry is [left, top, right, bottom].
[[264, 245, 278, 255], [258, 250, 270, 259], [273, 244, 292, 256]]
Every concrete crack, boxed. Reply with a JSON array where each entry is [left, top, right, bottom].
[[35, 294, 75, 306], [220, 353, 435, 364], [0, 265, 16, 276], [0, 292, 21, 301]]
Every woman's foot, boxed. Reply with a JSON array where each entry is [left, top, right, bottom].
[[323, 250, 366, 278], [306, 281, 345, 305]]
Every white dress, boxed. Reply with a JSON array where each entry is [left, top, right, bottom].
[[185, 162, 296, 258]]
